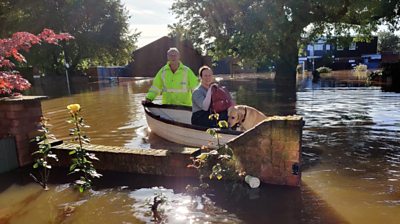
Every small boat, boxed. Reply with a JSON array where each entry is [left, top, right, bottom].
[[143, 102, 243, 148]]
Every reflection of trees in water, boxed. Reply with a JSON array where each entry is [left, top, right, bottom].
[[298, 71, 377, 90], [41, 80, 154, 148], [305, 126, 400, 180], [127, 79, 153, 94], [31, 77, 154, 98], [206, 181, 346, 224], [297, 86, 400, 187], [222, 78, 296, 116]]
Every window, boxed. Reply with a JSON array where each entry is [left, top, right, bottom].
[[336, 45, 344, 51], [326, 44, 331, 51], [313, 44, 323, 51], [349, 42, 356, 50]]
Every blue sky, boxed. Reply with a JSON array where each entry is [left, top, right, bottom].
[[121, 0, 177, 48]]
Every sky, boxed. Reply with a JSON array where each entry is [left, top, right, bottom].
[[121, 0, 177, 48], [121, 1, 398, 48]]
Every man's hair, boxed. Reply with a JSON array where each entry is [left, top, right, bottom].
[[198, 65, 211, 77], [167, 47, 180, 54]]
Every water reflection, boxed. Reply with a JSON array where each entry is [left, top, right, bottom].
[[296, 72, 400, 223], [0, 168, 346, 224], [1, 71, 400, 223], [222, 76, 297, 116], [40, 79, 153, 149]]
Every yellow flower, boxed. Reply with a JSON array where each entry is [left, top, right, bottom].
[[67, 104, 81, 113]]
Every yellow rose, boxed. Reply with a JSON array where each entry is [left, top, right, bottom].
[[196, 153, 208, 161], [67, 104, 81, 113]]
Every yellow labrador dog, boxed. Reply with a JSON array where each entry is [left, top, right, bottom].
[[227, 105, 267, 131]]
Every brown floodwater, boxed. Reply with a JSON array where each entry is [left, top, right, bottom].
[[0, 71, 399, 223]]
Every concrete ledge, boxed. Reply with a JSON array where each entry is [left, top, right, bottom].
[[0, 96, 48, 103], [52, 143, 200, 177]]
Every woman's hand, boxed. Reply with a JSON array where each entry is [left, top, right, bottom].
[[209, 82, 219, 88]]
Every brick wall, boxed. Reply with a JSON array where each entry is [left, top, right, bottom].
[[0, 96, 47, 166], [227, 116, 304, 187], [52, 143, 200, 177]]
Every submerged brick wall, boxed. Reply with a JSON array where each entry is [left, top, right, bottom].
[[51, 116, 303, 187], [52, 143, 200, 177], [227, 116, 304, 187], [0, 96, 47, 166]]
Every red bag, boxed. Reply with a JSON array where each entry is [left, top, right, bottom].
[[211, 85, 233, 113]]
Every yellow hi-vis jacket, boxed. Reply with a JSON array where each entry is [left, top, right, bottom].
[[146, 62, 199, 106]]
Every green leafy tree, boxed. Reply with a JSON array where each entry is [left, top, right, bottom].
[[168, 23, 190, 41], [378, 31, 400, 53], [0, 0, 138, 75], [172, 0, 400, 85], [168, 22, 206, 52]]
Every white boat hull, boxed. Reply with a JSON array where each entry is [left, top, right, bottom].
[[143, 104, 241, 148]]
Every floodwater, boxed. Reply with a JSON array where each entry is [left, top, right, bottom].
[[1, 71, 399, 223]]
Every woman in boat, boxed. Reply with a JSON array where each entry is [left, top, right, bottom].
[[191, 66, 231, 127]]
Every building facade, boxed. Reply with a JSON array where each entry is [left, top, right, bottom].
[[299, 37, 380, 71], [127, 36, 211, 77]]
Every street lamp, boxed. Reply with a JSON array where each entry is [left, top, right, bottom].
[[63, 50, 71, 95], [65, 62, 71, 95]]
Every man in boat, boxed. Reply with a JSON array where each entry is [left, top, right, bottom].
[[143, 48, 199, 106]]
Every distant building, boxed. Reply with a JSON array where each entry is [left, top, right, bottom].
[[126, 36, 211, 77], [85, 66, 127, 82], [381, 52, 400, 64], [299, 37, 380, 70], [213, 57, 256, 74]]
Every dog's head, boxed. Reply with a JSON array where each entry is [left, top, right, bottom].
[[227, 105, 245, 128]]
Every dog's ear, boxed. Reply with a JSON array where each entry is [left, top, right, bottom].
[[237, 107, 245, 122], [227, 106, 234, 115]]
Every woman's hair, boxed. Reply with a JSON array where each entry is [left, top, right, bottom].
[[198, 65, 211, 77]]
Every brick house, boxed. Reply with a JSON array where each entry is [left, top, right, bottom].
[[126, 36, 211, 77]]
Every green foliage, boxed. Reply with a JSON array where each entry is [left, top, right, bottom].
[[31, 117, 58, 190], [188, 144, 238, 189], [367, 70, 383, 82], [378, 32, 400, 52], [0, 0, 138, 75], [186, 113, 242, 195], [168, 23, 190, 42], [67, 104, 101, 193], [172, 0, 400, 80], [316, 66, 332, 74]]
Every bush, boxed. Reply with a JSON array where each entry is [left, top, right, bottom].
[[0, 29, 73, 97], [367, 70, 383, 81], [354, 63, 368, 72], [316, 66, 332, 74]]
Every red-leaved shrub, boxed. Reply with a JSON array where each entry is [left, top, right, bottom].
[[0, 29, 73, 96]]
